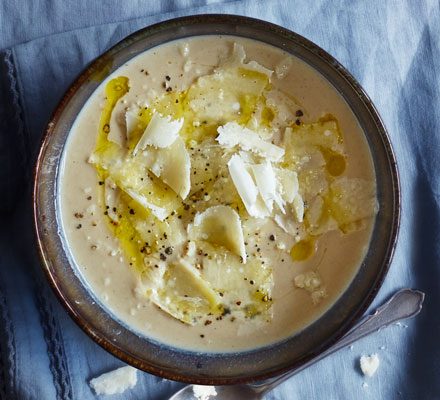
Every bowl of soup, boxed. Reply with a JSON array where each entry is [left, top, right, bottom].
[[33, 15, 400, 384]]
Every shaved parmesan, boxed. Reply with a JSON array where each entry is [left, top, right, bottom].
[[217, 122, 284, 161], [265, 90, 301, 127], [139, 258, 222, 325], [187, 43, 270, 123], [276, 168, 299, 203], [192, 205, 246, 263], [223, 43, 273, 78], [251, 161, 284, 213], [238, 150, 257, 164], [108, 110, 125, 146], [275, 168, 304, 222], [173, 259, 221, 305], [274, 212, 304, 237], [228, 155, 258, 207], [245, 60, 274, 77], [328, 177, 378, 233], [89, 366, 138, 396], [125, 108, 142, 139], [200, 241, 274, 318], [149, 137, 190, 199], [228, 154, 269, 218], [284, 120, 342, 153], [133, 113, 183, 155], [124, 188, 168, 221]]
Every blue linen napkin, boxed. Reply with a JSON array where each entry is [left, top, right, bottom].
[[0, 0, 439, 399]]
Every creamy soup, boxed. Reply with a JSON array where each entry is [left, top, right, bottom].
[[59, 36, 376, 352]]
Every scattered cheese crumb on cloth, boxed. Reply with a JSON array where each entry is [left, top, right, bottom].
[[360, 354, 380, 377], [89, 366, 138, 395], [192, 385, 217, 400]]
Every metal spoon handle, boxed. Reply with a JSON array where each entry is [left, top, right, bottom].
[[254, 289, 425, 395]]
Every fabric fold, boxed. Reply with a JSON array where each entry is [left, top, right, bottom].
[[0, 50, 29, 215]]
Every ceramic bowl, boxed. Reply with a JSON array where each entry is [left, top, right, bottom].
[[33, 14, 400, 384]]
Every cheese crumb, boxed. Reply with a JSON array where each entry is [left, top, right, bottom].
[[193, 385, 217, 400], [275, 57, 293, 79], [223, 43, 273, 78], [360, 354, 380, 377], [89, 366, 138, 395], [276, 242, 286, 250], [294, 271, 327, 304]]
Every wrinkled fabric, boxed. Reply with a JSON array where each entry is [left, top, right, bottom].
[[0, 1, 439, 399]]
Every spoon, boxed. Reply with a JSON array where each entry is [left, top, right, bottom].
[[169, 288, 425, 400]]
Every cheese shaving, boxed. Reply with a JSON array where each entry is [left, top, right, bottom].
[[276, 168, 299, 203], [139, 258, 222, 325], [133, 112, 183, 155], [227, 154, 270, 218], [89, 366, 138, 396], [192, 205, 247, 263], [149, 137, 191, 199], [217, 122, 284, 161], [108, 110, 125, 147], [292, 195, 305, 223], [251, 161, 285, 213], [125, 108, 141, 139], [123, 188, 168, 221], [360, 354, 380, 377], [223, 43, 273, 78]]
